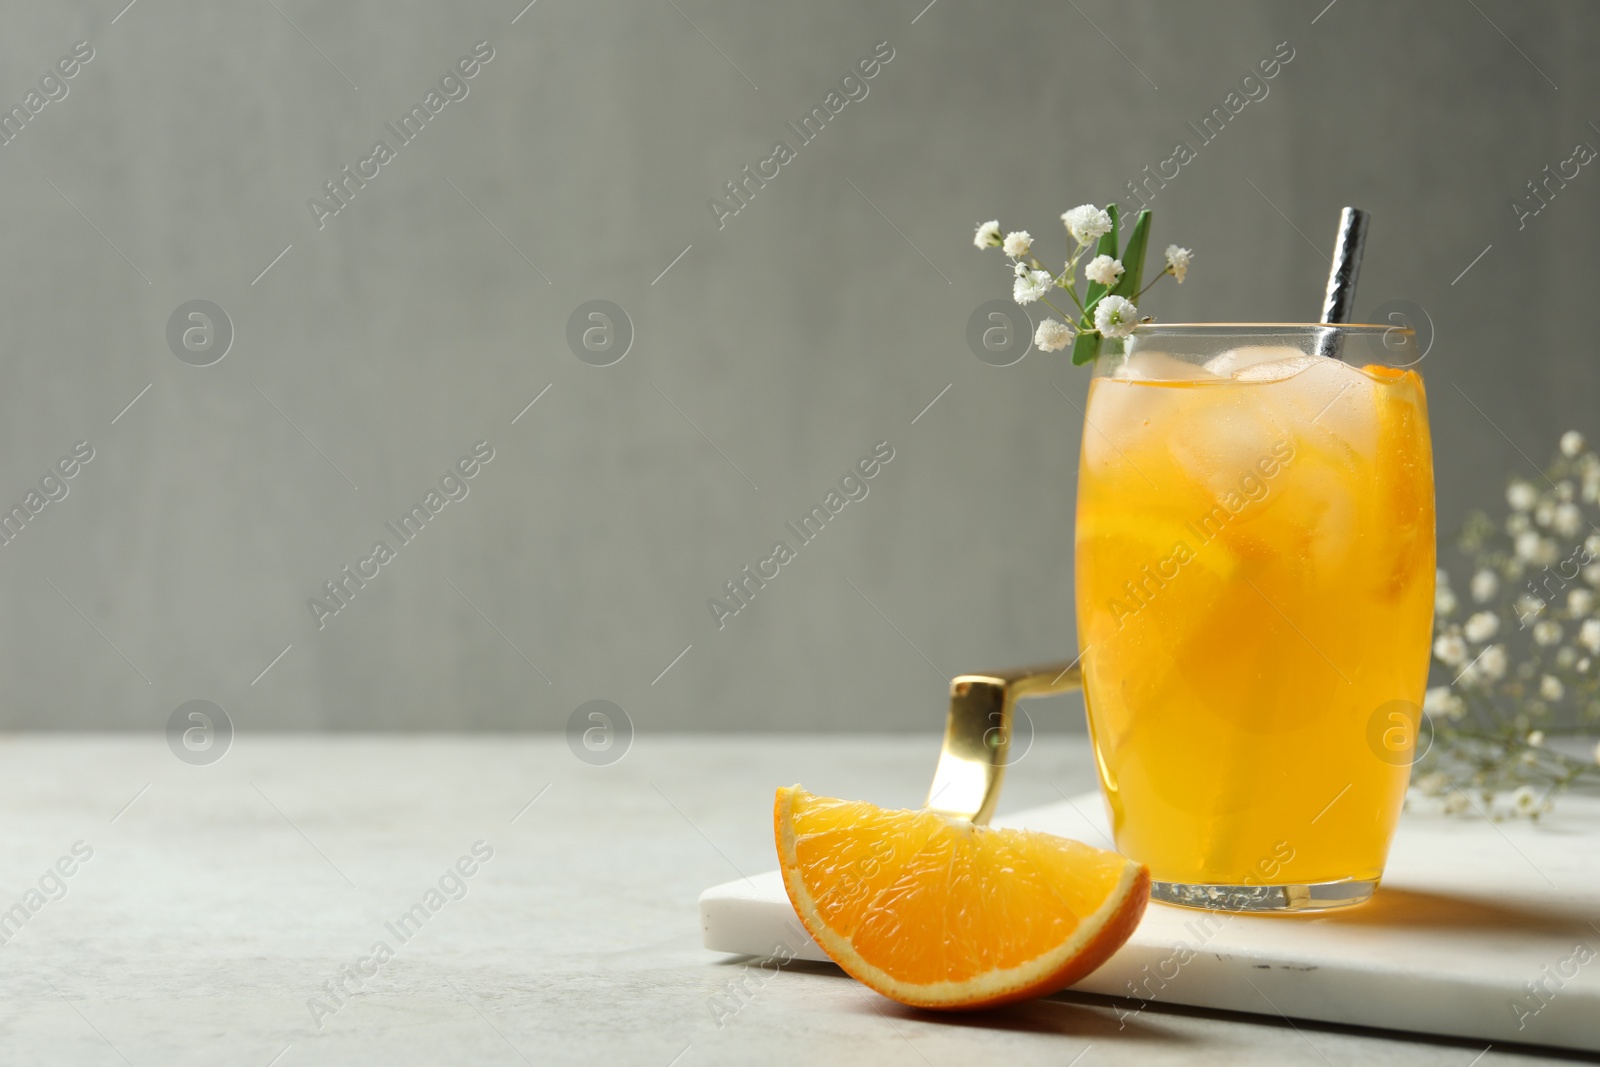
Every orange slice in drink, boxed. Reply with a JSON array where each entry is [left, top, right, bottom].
[[775, 785, 1149, 1010]]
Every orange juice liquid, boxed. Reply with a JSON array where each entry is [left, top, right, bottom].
[[1075, 359, 1434, 886]]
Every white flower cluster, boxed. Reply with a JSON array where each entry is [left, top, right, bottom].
[[1164, 244, 1191, 284], [1012, 265, 1052, 305], [1422, 430, 1600, 817], [1061, 205, 1112, 244], [1034, 319, 1074, 353], [1085, 254, 1123, 286], [972, 204, 1193, 359], [1410, 775, 1553, 819], [1094, 295, 1138, 340]]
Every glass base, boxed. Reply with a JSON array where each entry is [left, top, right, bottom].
[[1150, 878, 1378, 913]]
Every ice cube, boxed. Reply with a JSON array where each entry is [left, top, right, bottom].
[[1203, 346, 1306, 378], [1258, 357, 1381, 461], [1081, 374, 1198, 475], [1161, 380, 1295, 502], [1113, 350, 1218, 382], [1234, 355, 1322, 382]]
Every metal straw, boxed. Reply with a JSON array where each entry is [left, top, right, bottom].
[[1315, 207, 1369, 358]]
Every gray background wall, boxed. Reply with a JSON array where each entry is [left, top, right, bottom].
[[0, 0, 1594, 732]]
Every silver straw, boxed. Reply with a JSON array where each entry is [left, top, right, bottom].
[[1315, 207, 1369, 358]]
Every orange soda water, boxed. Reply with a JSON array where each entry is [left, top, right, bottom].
[[1074, 345, 1434, 888]]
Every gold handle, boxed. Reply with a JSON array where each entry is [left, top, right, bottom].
[[923, 658, 1084, 825]]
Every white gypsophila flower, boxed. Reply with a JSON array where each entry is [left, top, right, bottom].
[[1034, 318, 1074, 353], [1569, 588, 1595, 617], [1587, 476, 1600, 503], [1580, 656, 1592, 673], [1512, 785, 1540, 816], [974, 220, 1002, 249], [1585, 563, 1600, 587], [1435, 585, 1458, 617], [1013, 269, 1053, 305], [1463, 611, 1499, 643], [1508, 481, 1538, 512], [1062, 204, 1112, 244], [1515, 595, 1546, 622], [1558, 645, 1579, 669], [1094, 295, 1139, 339], [1422, 686, 1466, 720], [1534, 620, 1564, 646], [1562, 430, 1586, 457], [1557, 480, 1576, 502], [1580, 619, 1600, 653], [1587, 533, 1600, 558], [1480, 644, 1508, 679], [1085, 255, 1124, 286], [1470, 569, 1499, 603], [1433, 632, 1468, 667], [1594, 740, 1600, 766], [1443, 792, 1469, 815], [1507, 512, 1533, 535], [1002, 230, 1032, 258], [1165, 244, 1192, 284], [1511, 486, 1540, 515], [1534, 500, 1555, 528], [1554, 502, 1582, 538], [1514, 530, 1543, 562], [1539, 675, 1564, 702]]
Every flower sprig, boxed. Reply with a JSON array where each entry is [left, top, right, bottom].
[[1421, 429, 1600, 818], [974, 204, 1192, 365]]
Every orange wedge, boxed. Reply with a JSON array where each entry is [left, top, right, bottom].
[[775, 785, 1149, 1010]]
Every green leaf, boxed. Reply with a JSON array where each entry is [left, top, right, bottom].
[[1070, 330, 1101, 365], [1111, 209, 1151, 302], [1072, 205, 1119, 366]]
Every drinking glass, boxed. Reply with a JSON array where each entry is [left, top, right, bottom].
[[1074, 323, 1434, 911]]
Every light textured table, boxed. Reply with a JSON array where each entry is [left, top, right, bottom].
[[0, 734, 1580, 1066]]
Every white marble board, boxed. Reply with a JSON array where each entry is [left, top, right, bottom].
[[700, 792, 1600, 1053]]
